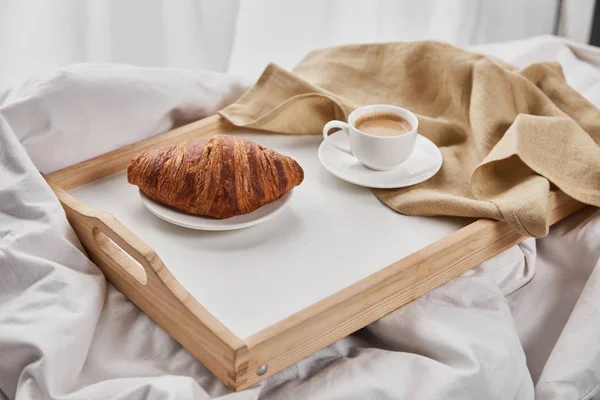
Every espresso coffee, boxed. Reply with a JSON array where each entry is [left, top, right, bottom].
[[355, 112, 412, 137]]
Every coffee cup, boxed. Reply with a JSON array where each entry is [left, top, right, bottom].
[[322, 104, 418, 171]]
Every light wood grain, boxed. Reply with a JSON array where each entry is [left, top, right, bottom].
[[45, 113, 590, 392], [47, 179, 249, 388], [236, 191, 585, 389], [47, 114, 231, 190]]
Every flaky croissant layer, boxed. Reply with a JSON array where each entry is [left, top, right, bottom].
[[127, 135, 304, 219]]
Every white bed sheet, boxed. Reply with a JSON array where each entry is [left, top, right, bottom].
[[0, 36, 599, 400]]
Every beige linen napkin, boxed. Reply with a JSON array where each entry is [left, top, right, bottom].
[[220, 41, 600, 237]]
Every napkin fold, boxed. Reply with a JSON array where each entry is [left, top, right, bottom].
[[220, 41, 600, 237]]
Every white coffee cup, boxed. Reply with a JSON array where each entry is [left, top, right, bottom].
[[322, 104, 418, 171]]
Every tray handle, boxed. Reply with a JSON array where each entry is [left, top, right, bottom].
[[45, 177, 162, 288], [80, 211, 165, 290], [91, 215, 152, 285]]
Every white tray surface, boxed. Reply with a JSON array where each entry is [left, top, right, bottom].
[[70, 133, 466, 339]]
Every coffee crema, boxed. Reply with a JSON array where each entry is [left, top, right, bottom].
[[355, 112, 412, 137]]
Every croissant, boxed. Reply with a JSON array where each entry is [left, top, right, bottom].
[[127, 135, 304, 219]]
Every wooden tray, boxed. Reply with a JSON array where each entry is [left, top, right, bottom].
[[45, 114, 584, 391]]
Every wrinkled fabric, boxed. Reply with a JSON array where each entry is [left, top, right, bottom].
[[0, 64, 249, 173], [0, 36, 599, 400], [220, 41, 600, 238]]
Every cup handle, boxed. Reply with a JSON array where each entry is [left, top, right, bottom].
[[323, 120, 353, 155]]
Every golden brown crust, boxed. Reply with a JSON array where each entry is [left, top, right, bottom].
[[127, 135, 304, 219]]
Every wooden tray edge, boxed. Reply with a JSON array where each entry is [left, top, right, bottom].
[[47, 114, 232, 190], [236, 191, 585, 389], [44, 114, 589, 391], [46, 177, 250, 388]]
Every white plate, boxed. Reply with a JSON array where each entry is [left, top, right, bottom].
[[139, 189, 294, 231], [318, 131, 443, 189]]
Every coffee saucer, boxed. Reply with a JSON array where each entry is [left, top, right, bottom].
[[318, 131, 442, 189]]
